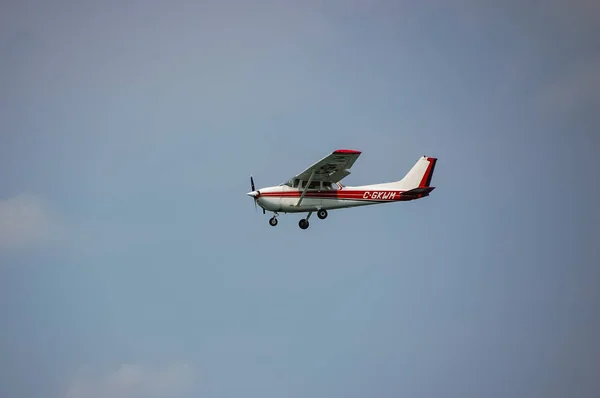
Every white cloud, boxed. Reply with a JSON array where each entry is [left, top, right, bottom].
[[0, 194, 58, 250], [65, 364, 194, 398]]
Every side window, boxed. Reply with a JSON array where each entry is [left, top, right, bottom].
[[308, 180, 321, 189]]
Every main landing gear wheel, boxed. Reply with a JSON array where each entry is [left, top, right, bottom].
[[269, 217, 278, 226], [298, 219, 309, 230], [317, 209, 328, 219]]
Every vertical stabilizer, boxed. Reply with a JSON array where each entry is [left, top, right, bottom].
[[396, 156, 437, 190]]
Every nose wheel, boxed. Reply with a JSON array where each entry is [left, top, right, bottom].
[[317, 209, 328, 219], [269, 217, 278, 226]]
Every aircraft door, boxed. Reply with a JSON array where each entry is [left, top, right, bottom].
[[307, 180, 324, 210]]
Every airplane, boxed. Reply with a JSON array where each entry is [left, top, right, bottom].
[[247, 149, 437, 229]]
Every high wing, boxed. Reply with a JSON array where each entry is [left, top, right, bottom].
[[292, 149, 362, 183]]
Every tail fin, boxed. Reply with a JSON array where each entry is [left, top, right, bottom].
[[396, 156, 437, 190]]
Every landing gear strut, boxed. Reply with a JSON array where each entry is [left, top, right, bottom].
[[317, 209, 328, 219]]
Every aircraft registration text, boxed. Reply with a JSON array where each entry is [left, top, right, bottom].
[[362, 191, 398, 200]]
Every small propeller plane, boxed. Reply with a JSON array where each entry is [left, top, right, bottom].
[[247, 149, 437, 229]]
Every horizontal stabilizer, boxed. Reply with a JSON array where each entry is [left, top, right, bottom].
[[403, 186, 435, 195]]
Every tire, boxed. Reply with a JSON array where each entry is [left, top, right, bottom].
[[317, 209, 328, 219], [298, 219, 309, 229], [269, 217, 278, 226]]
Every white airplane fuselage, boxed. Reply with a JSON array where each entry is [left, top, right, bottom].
[[253, 183, 432, 213]]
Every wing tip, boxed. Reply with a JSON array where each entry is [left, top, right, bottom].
[[334, 149, 361, 154]]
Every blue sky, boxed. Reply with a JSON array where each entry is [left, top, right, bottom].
[[1, 1, 599, 397]]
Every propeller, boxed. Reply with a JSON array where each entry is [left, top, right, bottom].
[[248, 175, 261, 212]]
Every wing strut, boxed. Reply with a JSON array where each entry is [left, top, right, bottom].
[[296, 170, 315, 207]]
